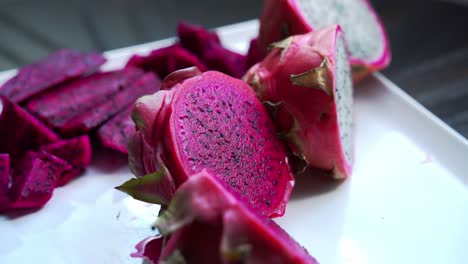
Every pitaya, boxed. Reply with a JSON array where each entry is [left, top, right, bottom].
[[119, 67, 294, 217], [39, 135, 92, 186], [8, 151, 71, 209], [246, 38, 263, 68], [0, 154, 10, 210], [0, 96, 59, 161], [178, 22, 247, 78], [97, 76, 161, 154], [97, 106, 137, 154], [257, 0, 391, 80], [126, 44, 207, 79], [141, 170, 317, 263], [26, 70, 160, 136], [244, 25, 353, 179], [0, 49, 106, 103]]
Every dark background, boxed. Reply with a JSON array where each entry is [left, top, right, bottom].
[[0, 0, 467, 137]]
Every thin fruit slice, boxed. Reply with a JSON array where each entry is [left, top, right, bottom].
[[0, 49, 106, 102], [126, 44, 207, 79], [26, 70, 160, 136], [178, 22, 247, 78], [8, 151, 71, 210], [0, 96, 59, 161], [0, 154, 10, 210], [39, 135, 92, 186]]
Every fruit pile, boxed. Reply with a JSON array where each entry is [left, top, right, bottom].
[[0, 23, 251, 212], [0, 0, 391, 262]]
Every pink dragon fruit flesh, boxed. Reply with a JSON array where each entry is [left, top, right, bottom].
[[0, 49, 106, 103], [126, 44, 207, 79], [258, 0, 391, 80], [118, 67, 294, 217], [0, 154, 10, 210], [246, 37, 264, 68], [26, 69, 160, 137], [7, 151, 71, 210], [244, 25, 354, 179], [39, 135, 92, 186], [0, 96, 59, 161], [97, 105, 139, 154], [136, 170, 317, 263], [97, 75, 161, 154], [178, 22, 247, 78]]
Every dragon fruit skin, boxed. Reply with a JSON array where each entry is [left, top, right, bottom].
[[0, 96, 59, 161], [123, 68, 294, 217], [244, 26, 353, 179], [258, 0, 391, 80], [177, 22, 247, 78], [39, 135, 92, 186], [126, 44, 207, 79], [0, 154, 10, 210], [0, 49, 106, 103], [130, 235, 164, 263], [8, 151, 71, 210], [149, 170, 318, 264]]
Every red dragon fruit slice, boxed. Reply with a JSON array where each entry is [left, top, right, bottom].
[[126, 44, 207, 79], [0, 96, 59, 161], [39, 135, 92, 186], [177, 22, 222, 56], [246, 37, 263, 68], [97, 75, 161, 154], [97, 105, 135, 154], [143, 170, 318, 263], [8, 151, 71, 210], [258, 0, 391, 80], [0, 49, 106, 103], [245, 25, 353, 179], [119, 68, 294, 217], [26, 69, 160, 136], [177, 22, 247, 78], [0, 154, 10, 210]]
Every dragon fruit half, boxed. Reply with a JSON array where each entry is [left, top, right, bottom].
[[245, 25, 353, 179], [143, 170, 318, 263], [257, 0, 391, 80], [118, 67, 294, 217]]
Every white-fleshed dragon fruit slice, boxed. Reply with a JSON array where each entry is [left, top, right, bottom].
[[257, 0, 391, 81], [245, 25, 353, 179]]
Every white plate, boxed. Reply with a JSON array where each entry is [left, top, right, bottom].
[[1, 20, 467, 264]]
